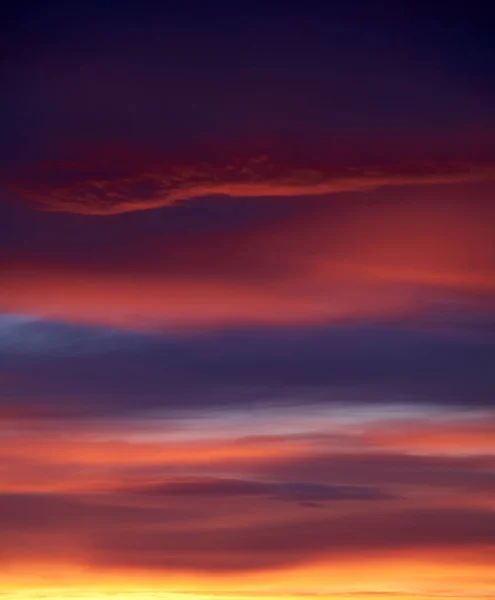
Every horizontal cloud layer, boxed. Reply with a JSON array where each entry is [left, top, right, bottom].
[[119, 477, 393, 502], [2, 180, 494, 334], [1, 316, 494, 419], [92, 506, 495, 572], [2, 490, 492, 573], [5, 156, 495, 215]]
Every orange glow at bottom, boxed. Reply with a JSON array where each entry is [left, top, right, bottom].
[[1, 549, 494, 600]]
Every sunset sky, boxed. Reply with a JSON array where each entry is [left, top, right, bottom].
[[1, 2, 494, 599]]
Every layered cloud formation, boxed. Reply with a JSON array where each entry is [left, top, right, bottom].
[[1, 2, 495, 598], [1, 395, 494, 595], [1, 142, 494, 599]]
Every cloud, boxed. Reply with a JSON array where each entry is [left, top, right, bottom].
[[1, 489, 493, 574], [4, 157, 495, 215], [91, 506, 495, 572], [0, 177, 495, 338], [119, 477, 393, 503], [363, 416, 495, 454], [1, 177, 494, 335], [259, 452, 495, 493], [1, 397, 493, 496], [0, 492, 196, 535], [1, 316, 493, 421]]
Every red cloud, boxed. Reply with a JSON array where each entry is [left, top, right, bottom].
[[2, 182, 494, 330], [5, 154, 495, 215]]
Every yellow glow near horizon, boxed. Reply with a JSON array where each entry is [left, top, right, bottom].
[[2, 550, 494, 600]]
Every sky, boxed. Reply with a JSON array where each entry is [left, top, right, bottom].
[[0, 1, 494, 599]]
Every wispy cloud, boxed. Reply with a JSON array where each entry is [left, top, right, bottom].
[[5, 157, 495, 215]]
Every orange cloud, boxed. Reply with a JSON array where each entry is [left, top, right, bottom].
[[1, 412, 493, 494], [1, 405, 494, 597], [365, 418, 495, 454], [1, 265, 426, 330]]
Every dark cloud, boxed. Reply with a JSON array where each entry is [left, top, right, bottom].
[[92, 506, 495, 572], [119, 477, 393, 502], [1, 316, 493, 418], [0, 314, 128, 356], [3, 489, 491, 574], [0, 492, 190, 533], [258, 452, 495, 493]]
